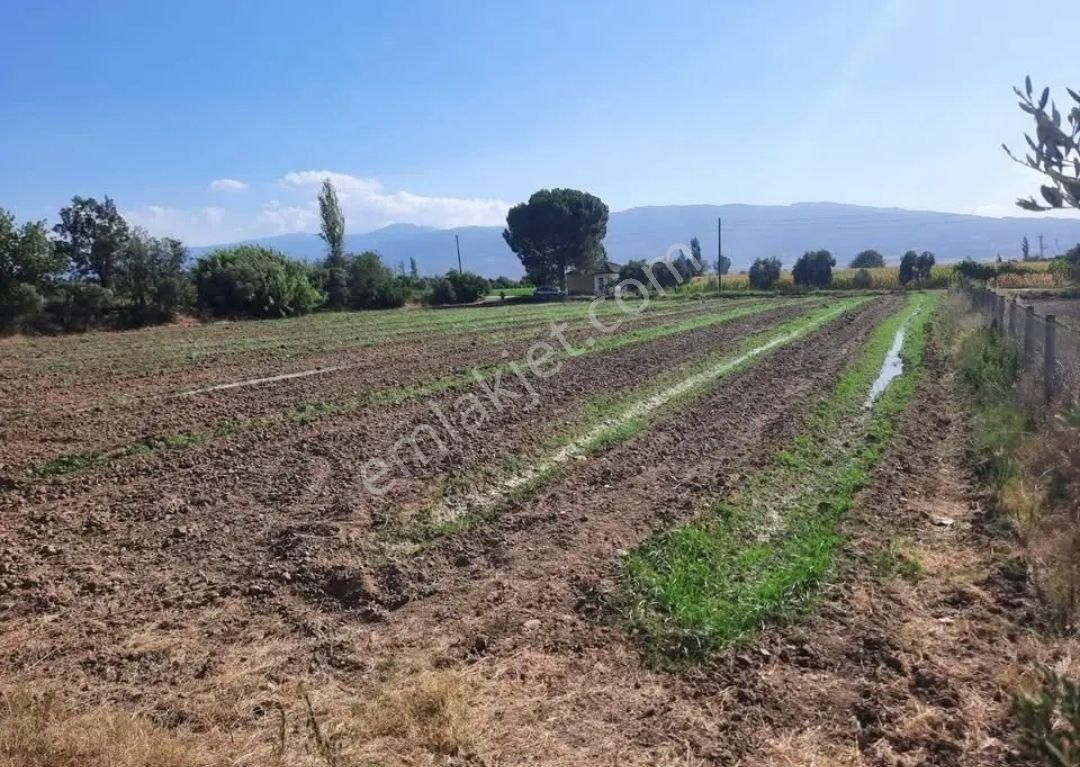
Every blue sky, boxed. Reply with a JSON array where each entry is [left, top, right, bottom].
[[2, 0, 1077, 244]]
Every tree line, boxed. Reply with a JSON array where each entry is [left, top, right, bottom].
[[738, 249, 938, 290], [0, 181, 514, 333], [498, 190, 952, 294]]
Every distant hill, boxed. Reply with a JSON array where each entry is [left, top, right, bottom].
[[189, 202, 1080, 278]]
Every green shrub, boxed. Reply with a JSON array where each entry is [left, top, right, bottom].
[[0, 282, 44, 331], [748, 257, 782, 290], [47, 282, 115, 331], [116, 233, 194, 324], [423, 277, 457, 305], [957, 327, 1021, 400], [1050, 244, 1080, 284], [1015, 667, 1080, 766], [956, 327, 1026, 485], [446, 271, 489, 303], [346, 251, 408, 309], [792, 250, 835, 287], [423, 271, 489, 305], [194, 245, 323, 318]]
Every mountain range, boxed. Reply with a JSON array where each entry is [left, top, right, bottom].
[[189, 202, 1080, 278]]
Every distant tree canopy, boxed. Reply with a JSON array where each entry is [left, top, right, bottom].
[[916, 251, 936, 281], [4, 203, 199, 331], [1022, 236, 1031, 261], [0, 209, 66, 329], [690, 237, 703, 268], [1003, 77, 1080, 211], [116, 230, 193, 322], [715, 254, 732, 275], [53, 196, 129, 288], [792, 249, 835, 287], [850, 249, 885, 269], [671, 248, 705, 282], [899, 251, 919, 284], [748, 257, 782, 290], [954, 259, 996, 281], [490, 275, 528, 289], [899, 250, 936, 284], [318, 179, 349, 310], [4, 183, 487, 334], [0, 209, 65, 297], [503, 189, 609, 288], [194, 245, 323, 318], [617, 260, 650, 288], [618, 254, 699, 292]]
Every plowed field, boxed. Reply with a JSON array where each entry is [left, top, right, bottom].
[[2, 292, 1033, 767]]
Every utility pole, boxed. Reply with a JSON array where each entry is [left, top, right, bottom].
[[1039, 234, 1045, 260], [455, 234, 463, 273], [716, 217, 723, 296]]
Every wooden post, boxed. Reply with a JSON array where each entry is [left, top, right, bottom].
[[1044, 314, 1057, 402], [1008, 298, 1016, 337], [1024, 305, 1036, 365]]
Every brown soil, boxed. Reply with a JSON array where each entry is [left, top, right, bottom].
[[0, 300, 714, 411], [0, 298, 787, 474], [1, 299, 819, 527], [668, 319, 1072, 766], [3, 297, 1059, 767], [0, 296, 900, 766]]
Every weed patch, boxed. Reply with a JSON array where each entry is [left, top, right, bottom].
[[1014, 666, 1080, 766], [875, 540, 924, 582], [623, 292, 939, 663]]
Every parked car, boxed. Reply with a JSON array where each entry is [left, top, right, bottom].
[[533, 285, 566, 301]]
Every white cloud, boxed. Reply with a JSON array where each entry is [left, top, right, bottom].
[[209, 178, 249, 192], [126, 170, 511, 245], [282, 170, 510, 229], [283, 171, 382, 196], [123, 205, 233, 244], [255, 199, 318, 234]]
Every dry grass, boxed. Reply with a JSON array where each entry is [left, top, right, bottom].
[[342, 670, 473, 758], [994, 272, 1060, 289], [761, 727, 866, 766], [0, 671, 477, 767], [999, 474, 1046, 531], [0, 687, 204, 767], [1002, 415, 1080, 631]]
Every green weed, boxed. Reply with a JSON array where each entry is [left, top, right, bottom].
[[1015, 666, 1080, 766], [875, 541, 924, 582], [624, 292, 939, 664]]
